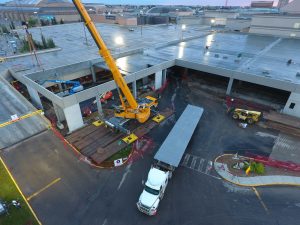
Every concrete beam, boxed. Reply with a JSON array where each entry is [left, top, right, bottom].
[[61, 59, 176, 108], [175, 59, 299, 93], [10, 69, 65, 108], [63, 103, 84, 132]]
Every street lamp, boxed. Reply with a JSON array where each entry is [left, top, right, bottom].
[[83, 23, 89, 45]]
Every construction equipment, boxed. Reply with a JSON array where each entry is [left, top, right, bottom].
[[72, 0, 157, 123], [232, 108, 261, 124], [40, 79, 83, 95]]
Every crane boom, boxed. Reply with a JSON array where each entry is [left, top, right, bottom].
[[72, 0, 157, 123], [72, 0, 137, 109]]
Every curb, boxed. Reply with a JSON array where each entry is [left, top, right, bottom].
[[0, 157, 42, 225], [214, 154, 300, 187]]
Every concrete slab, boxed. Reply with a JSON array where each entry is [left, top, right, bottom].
[[0, 78, 48, 149]]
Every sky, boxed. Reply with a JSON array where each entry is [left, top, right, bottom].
[[0, 0, 280, 6]]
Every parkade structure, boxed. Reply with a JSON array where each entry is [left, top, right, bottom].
[[1, 22, 300, 133]]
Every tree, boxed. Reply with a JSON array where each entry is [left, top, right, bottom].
[[1, 25, 9, 34], [40, 19, 50, 26], [28, 17, 38, 27], [40, 19, 46, 26], [10, 21, 15, 30], [41, 34, 47, 49], [51, 17, 57, 25], [60, 18, 64, 24]]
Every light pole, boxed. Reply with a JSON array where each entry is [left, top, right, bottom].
[[83, 22, 88, 45]]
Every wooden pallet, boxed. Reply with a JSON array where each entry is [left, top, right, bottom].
[[66, 107, 174, 165]]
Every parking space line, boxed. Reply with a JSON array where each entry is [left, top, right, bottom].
[[197, 158, 205, 172], [190, 157, 197, 169], [252, 187, 269, 214], [182, 154, 190, 166], [0, 157, 42, 224], [27, 178, 61, 201]]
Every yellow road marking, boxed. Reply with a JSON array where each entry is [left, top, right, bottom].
[[0, 157, 42, 225], [0, 110, 43, 128], [27, 178, 61, 201], [252, 187, 269, 214]]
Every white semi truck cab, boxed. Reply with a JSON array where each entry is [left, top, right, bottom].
[[137, 105, 204, 216], [137, 166, 170, 215]]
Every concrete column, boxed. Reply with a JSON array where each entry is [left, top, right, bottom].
[[226, 77, 234, 95], [91, 65, 96, 82], [95, 95, 103, 118], [26, 84, 43, 109], [132, 80, 137, 99], [162, 69, 167, 84], [58, 83, 63, 93], [53, 103, 65, 122], [283, 92, 300, 118], [155, 70, 163, 90], [63, 103, 84, 132]]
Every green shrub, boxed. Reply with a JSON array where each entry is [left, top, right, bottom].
[[255, 162, 265, 174], [250, 161, 265, 175], [28, 17, 38, 27], [46, 38, 55, 48], [1, 25, 9, 34], [41, 34, 47, 48]]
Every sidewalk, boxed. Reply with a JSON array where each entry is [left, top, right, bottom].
[[214, 154, 300, 187]]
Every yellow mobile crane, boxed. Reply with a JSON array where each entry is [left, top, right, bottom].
[[72, 0, 157, 123]]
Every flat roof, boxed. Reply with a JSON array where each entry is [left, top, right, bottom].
[[0, 77, 47, 149], [0, 23, 208, 76], [154, 105, 204, 167], [1, 22, 300, 102]]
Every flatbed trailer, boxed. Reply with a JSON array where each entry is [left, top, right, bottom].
[[137, 104, 204, 215]]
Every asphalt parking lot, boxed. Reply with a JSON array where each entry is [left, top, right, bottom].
[[1, 75, 300, 225]]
